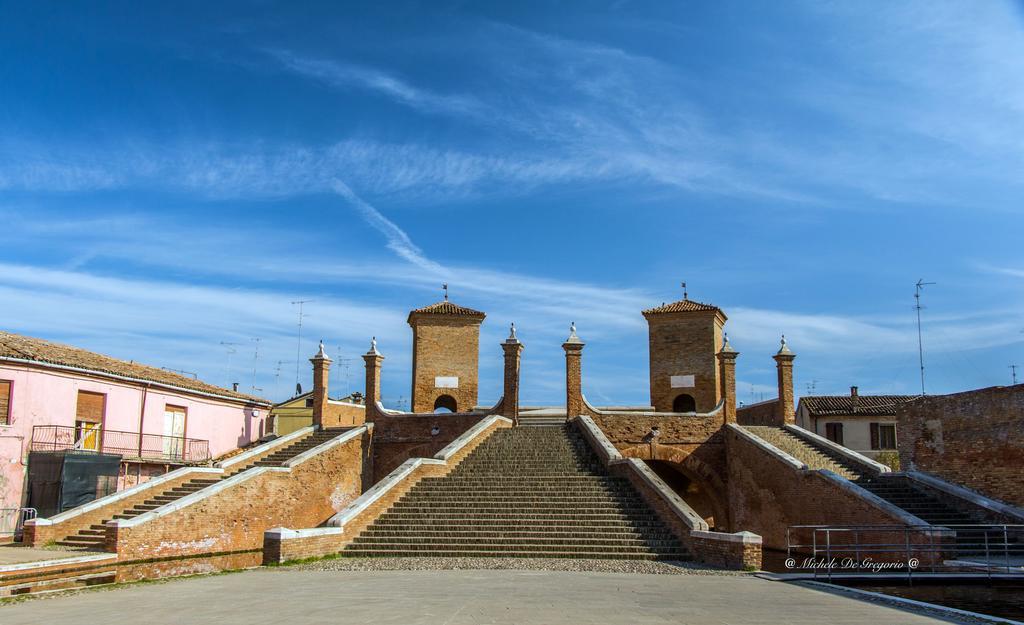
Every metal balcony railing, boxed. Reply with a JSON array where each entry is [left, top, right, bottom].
[[30, 425, 211, 464], [787, 524, 1024, 581]]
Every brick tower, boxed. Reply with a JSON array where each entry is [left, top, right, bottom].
[[642, 294, 727, 413], [407, 291, 486, 413]]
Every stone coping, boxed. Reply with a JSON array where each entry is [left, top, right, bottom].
[[727, 423, 805, 470], [326, 400, 365, 408], [576, 415, 709, 532], [434, 416, 512, 462], [0, 551, 117, 573], [112, 427, 369, 529], [905, 470, 1024, 523], [691, 530, 762, 545], [783, 424, 890, 475], [218, 426, 315, 469], [28, 466, 223, 526], [582, 393, 725, 418], [372, 398, 504, 419], [816, 470, 932, 527]]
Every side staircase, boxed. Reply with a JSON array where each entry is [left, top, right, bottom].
[[744, 425, 1017, 555], [343, 423, 688, 560], [56, 428, 349, 549]]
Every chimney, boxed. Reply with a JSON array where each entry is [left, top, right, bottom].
[[310, 341, 332, 428], [851, 385, 859, 411], [232, 382, 239, 392]]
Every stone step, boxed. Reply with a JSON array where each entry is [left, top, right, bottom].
[[341, 549, 685, 560], [56, 536, 105, 547], [360, 529, 674, 540], [352, 536, 680, 548], [344, 542, 683, 554]]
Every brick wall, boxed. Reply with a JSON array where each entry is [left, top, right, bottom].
[[370, 413, 485, 482], [898, 385, 1024, 507], [725, 426, 917, 551], [322, 402, 366, 428], [108, 428, 371, 559], [24, 468, 211, 547], [592, 413, 729, 524], [736, 400, 780, 426]]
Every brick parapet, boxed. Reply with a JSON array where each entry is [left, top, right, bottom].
[[107, 427, 371, 560]]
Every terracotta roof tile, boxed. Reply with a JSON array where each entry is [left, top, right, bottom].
[[642, 299, 722, 315], [408, 301, 486, 318], [0, 331, 268, 404], [800, 394, 916, 417]]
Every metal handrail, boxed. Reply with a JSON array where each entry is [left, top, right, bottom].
[[786, 524, 1024, 581], [30, 425, 211, 463], [0, 507, 37, 540]]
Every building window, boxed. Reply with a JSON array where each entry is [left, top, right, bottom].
[[0, 379, 10, 425], [825, 422, 844, 445], [305, 398, 314, 408], [75, 390, 105, 451], [871, 423, 897, 450]]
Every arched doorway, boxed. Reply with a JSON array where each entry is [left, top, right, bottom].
[[433, 395, 457, 413], [672, 393, 696, 413], [644, 460, 719, 528]]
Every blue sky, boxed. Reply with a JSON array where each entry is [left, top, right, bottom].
[[1, 1, 1023, 407]]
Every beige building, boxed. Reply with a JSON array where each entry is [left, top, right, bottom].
[[269, 390, 364, 436], [795, 387, 914, 462]]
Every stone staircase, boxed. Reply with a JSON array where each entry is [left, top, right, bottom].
[[56, 428, 349, 549], [744, 425, 1018, 556], [343, 424, 688, 560]]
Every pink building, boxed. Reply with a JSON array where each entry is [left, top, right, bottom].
[[0, 332, 270, 525]]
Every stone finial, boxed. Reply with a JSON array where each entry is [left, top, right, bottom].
[[367, 336, 380, 355], [565, 321, 582, 344], [721, 332, 737, 354], [313, 339, 328, 359], [508, 322, 518, 341], [776, 334, 794, 356]]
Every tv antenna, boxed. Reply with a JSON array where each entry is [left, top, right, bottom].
[[250, 337, 262, 394], [274, 359, 293, 398], [805, 379, 818, 395], [335, 347, 353, 395], [291, 300, 313, 389], [1011, 364, 1019, 386], [681, 281, 688, 300], [914, 279, 935, 395], [219, 341, 240, 387], [161, 367, 198, 379]]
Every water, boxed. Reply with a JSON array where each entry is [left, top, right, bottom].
[[840, 580, 1024, 621]]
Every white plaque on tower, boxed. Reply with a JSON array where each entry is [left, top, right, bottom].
[[670, 375, 695, 388], [435, 376, 459, 389]]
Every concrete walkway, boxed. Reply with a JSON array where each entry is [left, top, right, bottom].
[[0, 568, 984, 624], [0, 543, 97, 566]]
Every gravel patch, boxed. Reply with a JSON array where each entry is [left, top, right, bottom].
[[289, 556, 747, 575]]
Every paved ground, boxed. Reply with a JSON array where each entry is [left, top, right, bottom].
[[0, 568, 986, 624], [0, 544, 93, 566]]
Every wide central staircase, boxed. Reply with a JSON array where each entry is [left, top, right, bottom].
[[343, 424, 688, 560], [57, 428, 349, 549]]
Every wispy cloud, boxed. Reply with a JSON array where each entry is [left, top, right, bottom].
[[269, 49, 486, 117]]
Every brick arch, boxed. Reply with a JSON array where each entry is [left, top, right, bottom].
[[618, 443, 729, 529]]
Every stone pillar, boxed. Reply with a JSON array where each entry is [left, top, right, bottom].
[[363, 337, 384, 419], [773, 335, 796, 425], [501, 323, 524, 424], [717, 334, 739, 424], [563, 323, 585, 419], [310, 341, 332, 428]]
